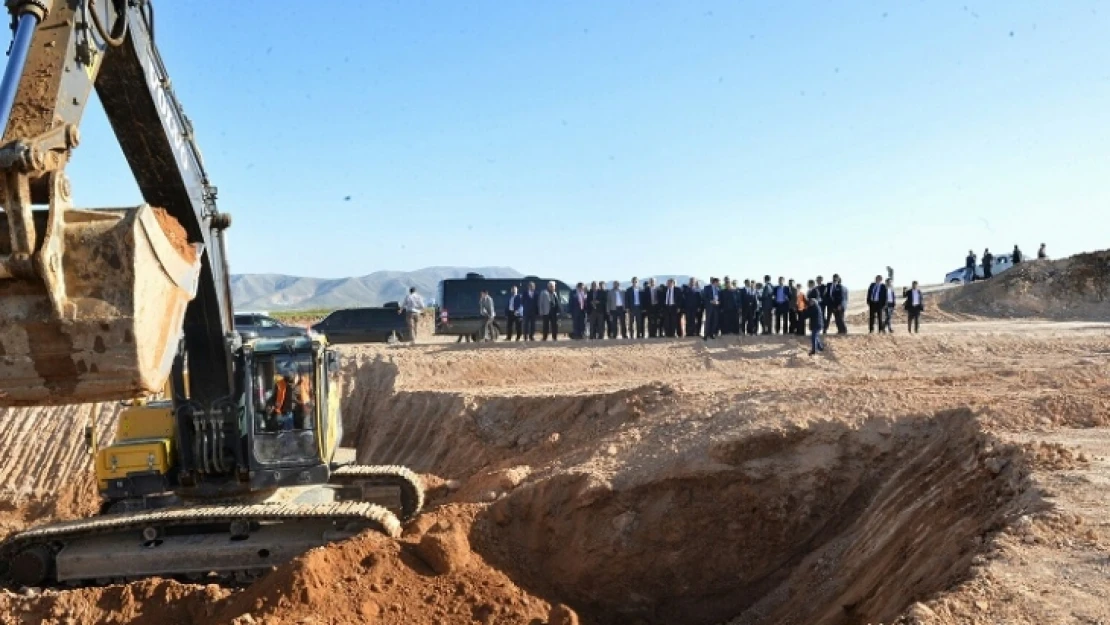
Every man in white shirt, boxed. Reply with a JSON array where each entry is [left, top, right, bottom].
[[571, 282, 588, 339], [626, 277, 644, 338], [866, 275, 885, 334], [904, 280, 924, 334], [883, 278, 897, 333], [607, 280, 627, 339], [400, 287, 425, 343], [663, 279, 680, 337]]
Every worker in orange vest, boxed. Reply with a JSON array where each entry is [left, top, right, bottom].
[[271, 360, 312, 430], [793, 287, 808, 336]]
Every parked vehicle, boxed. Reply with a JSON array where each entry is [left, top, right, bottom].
[[233, 312, 309, 338], [945, 253, 1015, 284], [310, 305, 412, 344], [435, 273, 572, 340]]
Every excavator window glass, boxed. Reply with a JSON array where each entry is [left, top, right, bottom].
[[252, 352, 316, 433], [250, 351, 321, 465]]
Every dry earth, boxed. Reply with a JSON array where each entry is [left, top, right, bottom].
[[1, 253, 1109, 625]]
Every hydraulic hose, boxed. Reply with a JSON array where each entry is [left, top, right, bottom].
[[88, 0, 126, 48], [0, 13, 41, 138]]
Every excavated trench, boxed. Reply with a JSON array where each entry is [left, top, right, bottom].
[[340, 355, 1036, 625]]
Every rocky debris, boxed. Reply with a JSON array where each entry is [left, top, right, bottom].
[[414, 520, 472, 574], [547, 603, 580, 625]]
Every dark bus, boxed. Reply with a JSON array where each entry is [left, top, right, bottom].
[[435, 273, 572, 340]]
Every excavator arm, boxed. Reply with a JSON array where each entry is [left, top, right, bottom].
[[0, 0, 235, 406]]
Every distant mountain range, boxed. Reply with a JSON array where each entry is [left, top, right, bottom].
[[231, 266, 523, 311]]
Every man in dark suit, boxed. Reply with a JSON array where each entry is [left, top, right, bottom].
[[587, 281, 605, 339], [738, 280, 751, 335], [521, 281, 540, 341], [702, 277, 722, 340], [661, 279, 680, 337], [721, 280, 738, 335], [607, 280, 627, 339], [746, 281, 761, 335], [904, 280, 924, 333], [867, 275, 886, 333], [814, 276, 828, 334], [760, 276, 774, 334], [827, 274, 848, 334], [683, 278, 702, 337], [772, 277, 790, 334], [644, 278, 661, 338], [626, 277, 645, 338], [504, 285, 523, 341], [570, 283, 588, 339]]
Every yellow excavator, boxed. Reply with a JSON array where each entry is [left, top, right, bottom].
[[0, 0, 421, 587]]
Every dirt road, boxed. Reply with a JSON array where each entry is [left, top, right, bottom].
[[1, 316, 1108, 624]]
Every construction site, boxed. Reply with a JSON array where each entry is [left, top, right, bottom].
[[0, 251, 1107, 624]]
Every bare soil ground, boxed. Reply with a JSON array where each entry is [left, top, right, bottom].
[[1, 254, 1109, 624]]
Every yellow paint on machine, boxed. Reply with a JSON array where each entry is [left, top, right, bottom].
[[95, 403, 175, 490]]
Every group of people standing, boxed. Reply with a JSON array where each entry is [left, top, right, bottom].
[[964, 243, 1047, 282], [501, 275, 853, 351], [864, 276, 926, 335]]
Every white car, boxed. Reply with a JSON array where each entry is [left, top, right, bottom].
[[945, 254, 1015, 284]]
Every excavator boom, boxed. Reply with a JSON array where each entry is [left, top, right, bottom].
[[0, 0, 234, 406]]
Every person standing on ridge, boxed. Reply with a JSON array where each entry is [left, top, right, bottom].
[[400, 286, 425, 344]]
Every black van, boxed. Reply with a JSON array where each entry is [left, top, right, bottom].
[[435, 273, 572, 340], [310, 304, 411, 344]]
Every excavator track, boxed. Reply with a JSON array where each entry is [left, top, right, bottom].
[[330, 464, 425, 522], [0, 501, 401, 588]]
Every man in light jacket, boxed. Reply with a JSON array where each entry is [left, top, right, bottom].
[[478, 289, 495, 342], [538, 281, 561, 341]]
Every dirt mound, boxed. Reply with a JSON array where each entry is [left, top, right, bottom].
[[216, 508, 553, 625], [0, 508, 559, 625], [935, 250, 1110, 320]]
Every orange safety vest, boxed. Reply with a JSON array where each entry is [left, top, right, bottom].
[[273, 376, 311, 413], [795, 291, 807, 311]]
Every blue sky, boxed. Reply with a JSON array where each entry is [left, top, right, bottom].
[[54, 1, 1110, 287]]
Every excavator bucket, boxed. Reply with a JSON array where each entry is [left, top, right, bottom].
[[0, 205, 202, 406]]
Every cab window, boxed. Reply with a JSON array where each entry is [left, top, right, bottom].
[[252, 352, 316, 433]]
